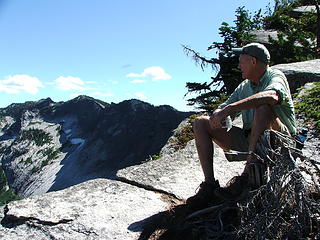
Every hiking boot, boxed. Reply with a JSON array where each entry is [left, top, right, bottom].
[[214, 175, 249, 201], [186, 180, 221, 210]]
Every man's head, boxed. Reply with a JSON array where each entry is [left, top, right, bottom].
[[232, 43, 270, 64], [233, 43, 270, 82]]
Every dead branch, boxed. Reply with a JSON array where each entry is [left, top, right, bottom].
[[186, 204, 224, 219]]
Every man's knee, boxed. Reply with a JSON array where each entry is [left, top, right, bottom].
[[255, 104, 275, 117], [254, 104, 282, 131], [193, 115, 210, 133], [254, 104, 277, 124]]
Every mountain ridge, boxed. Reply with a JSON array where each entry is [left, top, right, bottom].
[[0, 96, 193, 197]]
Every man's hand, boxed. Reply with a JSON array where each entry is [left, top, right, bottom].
[[209, 108, 230, 129], [209, 90, 279, 130]]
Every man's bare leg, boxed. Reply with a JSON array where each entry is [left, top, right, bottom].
[[244, 104, 282, 173], [214, 104, 285, 200], [248, 105, 279, 151], [193, 115, 240, 183], [187, 115, 239, 208]]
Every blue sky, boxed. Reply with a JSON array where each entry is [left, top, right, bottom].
[[0, 0, 273, 111]]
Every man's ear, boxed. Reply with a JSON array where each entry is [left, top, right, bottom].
[[251, 57, 257, 65]]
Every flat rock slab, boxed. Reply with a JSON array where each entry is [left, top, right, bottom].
[[250, 30, 279, 44], [0, 178, 167, 240], [117, 140, 245, 200], [273, 59, 320, 75], [272, 59, 320, 92]]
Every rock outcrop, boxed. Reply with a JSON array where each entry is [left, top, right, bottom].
[[0, 117, 247, 239], [289, 5, 319, 18], [0, 102, 318, 239], [0, 178, 168, 240], [250, 29, 279, 45], [117, 118, 245, 201], [272, 59, 320, 93]]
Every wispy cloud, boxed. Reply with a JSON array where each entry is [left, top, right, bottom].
[[126, 66, 172, 81], [135, 92, 147, 100], [55, 76, 87, 91], [85, 80, 97, 84], [0, 75, 44, 94], [130, 79, 146, 84]]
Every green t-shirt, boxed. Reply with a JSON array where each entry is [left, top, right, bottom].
[[219, 67, 297, 134]]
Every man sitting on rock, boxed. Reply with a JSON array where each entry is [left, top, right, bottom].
[[186, 42, 297, 210]]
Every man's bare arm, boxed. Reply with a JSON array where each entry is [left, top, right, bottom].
[[209, 90, 279, 129], [223, 90, 279, 116], [210, 90, 280, 128]]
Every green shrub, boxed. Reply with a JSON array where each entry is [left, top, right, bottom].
[[42, 147, 60, 161], [28, 121, 42, 126], [37, 147, 60, 169], [18, 128, 52, 146], [31, 166, 40, 173], [0, 168, 20, 206], [56, 125, 62, 137], [25, 157, 32, 165], [171, 114, 199, 150], [151, 154, 161, 160], [295, 82, 320, 130], [0, 189, 21, 206], [0, 169, 7, 191], [41, 159, 49, 168], [142, 154, 162, 163]]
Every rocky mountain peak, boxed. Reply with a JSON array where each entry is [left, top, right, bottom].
[[0, 96, 193, 197]]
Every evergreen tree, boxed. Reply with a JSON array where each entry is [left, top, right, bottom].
[[264, 0, 317, 64], [183, 7, 263, 111], [184, 0, 318, 111]]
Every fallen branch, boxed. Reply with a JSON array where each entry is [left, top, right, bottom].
[[186, 204, 224, 219]]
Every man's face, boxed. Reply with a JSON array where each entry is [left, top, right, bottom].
[[238, 54, 255, 80]]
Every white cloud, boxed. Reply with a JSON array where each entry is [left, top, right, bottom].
[[145, 66, 172, 81], [130, 79, 146, 84], [0, 75, 44, 94], [126, 73, 141, 78], [135, 92, 147, 100], [45, 81, 55, 86], [126, 66, 172, 81], [85, 80, 97, 84], [55, 76, 86, 91]]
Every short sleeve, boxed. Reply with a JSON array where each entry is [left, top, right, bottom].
[[263, 76, 290, 105], [218, 80, 248, 109]]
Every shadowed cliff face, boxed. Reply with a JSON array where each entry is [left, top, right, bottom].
[[0, 96, 193, 197]]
